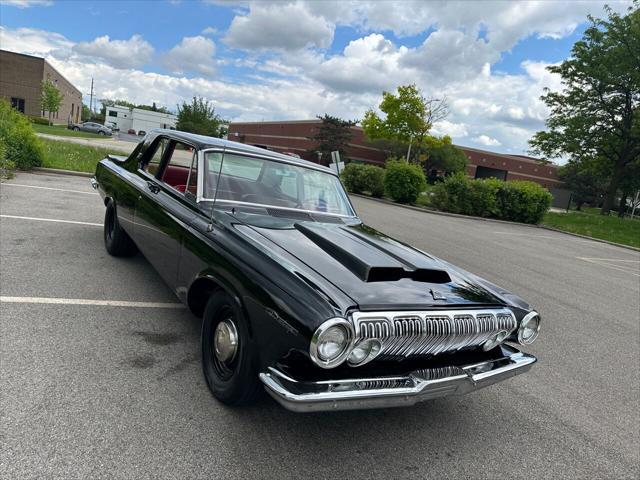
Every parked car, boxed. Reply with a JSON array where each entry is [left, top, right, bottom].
[[105, 121, 119, 132], [92, 130, 540, 412], [71, 121, 112, 136], [127, 129, 136, 135]]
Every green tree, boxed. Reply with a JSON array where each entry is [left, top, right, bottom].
[[557, 159, 607, 210], [308, 114, 357, 164], [40, 79, 64, 125], [423, 137, 468, 180], [176, 96, 223, 137], [529, 5, 640, 214], [362, 84, 448, 162]]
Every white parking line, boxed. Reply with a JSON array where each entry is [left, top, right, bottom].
[[576, 257, 640, 276], [1, 183, 98, 195], [0, 214, 102, 227], [0, 296, 185, 309]]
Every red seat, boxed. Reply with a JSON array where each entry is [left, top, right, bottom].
[[162, 165, 189, 188]]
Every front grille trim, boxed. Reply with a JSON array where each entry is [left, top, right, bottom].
[[351, 308, 517, 359]]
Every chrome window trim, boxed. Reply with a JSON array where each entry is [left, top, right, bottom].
[[194, 147, 357, 218], [349, 308, 517, 360]]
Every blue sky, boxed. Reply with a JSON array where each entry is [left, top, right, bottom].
[[0, 0, 631, 156]]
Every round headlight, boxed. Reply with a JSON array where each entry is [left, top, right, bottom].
[[310, 318, 354, 368], [348, 339, 382, 366], [518, 311, 541, 345], [482, 329, 508, 351]]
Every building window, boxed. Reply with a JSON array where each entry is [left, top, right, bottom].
[[108, 110, 118, 117], [11, 97, 25, 113]]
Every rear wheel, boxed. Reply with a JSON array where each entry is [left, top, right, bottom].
[[103, 202, 137, 256], [73, 127, 80, 131], [202, 291, 261, 406]]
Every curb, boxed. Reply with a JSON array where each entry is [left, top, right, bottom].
[[539, 225, 640, 252], [349, 193, 534, 227], [32, 167, 93, 178], [350, 193, 640, 252]]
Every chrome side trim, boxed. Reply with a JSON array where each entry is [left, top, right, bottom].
[[351, 308, 517, 360], [260, 345, 536, 412]]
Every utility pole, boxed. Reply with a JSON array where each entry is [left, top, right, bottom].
[[89, 77, 94, 114]]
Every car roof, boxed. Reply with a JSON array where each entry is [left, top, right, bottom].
[[148, 128, 334, 174]]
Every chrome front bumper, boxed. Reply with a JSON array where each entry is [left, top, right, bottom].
[[260, 345, 536, 412]]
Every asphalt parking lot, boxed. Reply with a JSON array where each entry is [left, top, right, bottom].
[[1, 171, 638, 479]]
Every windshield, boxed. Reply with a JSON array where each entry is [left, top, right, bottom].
[[202, 151, 355, 217]]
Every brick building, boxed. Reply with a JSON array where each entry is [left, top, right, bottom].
[[0, 50, 83, 124], [227, 119, 563, 189]]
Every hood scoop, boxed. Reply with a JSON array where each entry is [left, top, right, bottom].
[[294, 222, 451, 284]]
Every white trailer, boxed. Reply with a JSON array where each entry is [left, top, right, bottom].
[[104, 105, 177, 134]]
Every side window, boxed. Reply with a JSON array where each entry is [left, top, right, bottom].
[[185, 152, 198, 198], [160, 141, 194, 193], [144, 138, 168, 176]]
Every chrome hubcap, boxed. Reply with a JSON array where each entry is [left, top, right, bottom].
[[213, 319, 238, 363]]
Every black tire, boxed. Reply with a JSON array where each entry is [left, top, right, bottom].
[[201, 291, 262, 406], [98, 131, 106, 136], [103, 201, 137, 257], [73, 127, 80, 131]]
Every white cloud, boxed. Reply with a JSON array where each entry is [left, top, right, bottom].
[[162, 36, 217, 76], [1, 0, 51, 7], [224, 2, 334, 51], [432, 120, 468, 138], [201, 26, 219, 36], [72, 34, 154, 69], [474, 135, 502, 146], [0, 26, 72, 57], [310, 34, 410, 93], [5, 0, 627, 160]]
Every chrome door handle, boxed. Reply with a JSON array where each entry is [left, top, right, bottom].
[[147, 181, 160, 194]]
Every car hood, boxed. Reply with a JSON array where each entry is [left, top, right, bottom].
[[234, 216, 515, 311]]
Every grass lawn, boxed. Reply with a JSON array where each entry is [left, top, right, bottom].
[[32, 123, 107, 139], [542, 209, 640, 248], [40, 138, 114, 173]]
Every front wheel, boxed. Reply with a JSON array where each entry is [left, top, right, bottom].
[[202, 291, 261, 406], [104, 202, 137, 256], [98, 131, 106, 136]]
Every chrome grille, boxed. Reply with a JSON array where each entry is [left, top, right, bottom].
[[351, 308, 516, 359]]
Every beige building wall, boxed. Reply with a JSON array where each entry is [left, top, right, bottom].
[[42, 61, 83, 124], [0, 50, 83, 124], [0, 50, 44, 117]]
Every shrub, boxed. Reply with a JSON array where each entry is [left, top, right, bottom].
[[341, 163, 385, 197], [29, 116, 51, 126], [432, 174, 552, 224], [0, 141, 15, 179], [360, 165, 385, 197], [495, 180, 552, 224], [0, 99, 44, 170], [432, 174, 501, 217], [384, 159, 427, 204], [341, 163, 367, 193]]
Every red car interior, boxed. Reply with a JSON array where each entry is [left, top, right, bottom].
[[162, 165, 195, 194]]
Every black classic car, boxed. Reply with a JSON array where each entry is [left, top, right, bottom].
[[92, 130, 541, 412]]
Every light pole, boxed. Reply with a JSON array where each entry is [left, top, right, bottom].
[[405, 134, 413, 163]]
